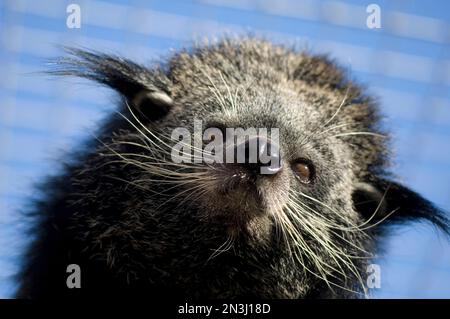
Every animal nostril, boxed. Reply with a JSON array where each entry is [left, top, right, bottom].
[[233, 136, 282, 176]]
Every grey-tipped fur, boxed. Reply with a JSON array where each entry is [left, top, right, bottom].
[[17, 38, 449, 299]]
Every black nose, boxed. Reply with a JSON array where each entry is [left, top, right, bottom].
[[233, 136, 282, 176]]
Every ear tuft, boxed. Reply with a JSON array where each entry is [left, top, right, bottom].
[[49, 47, 173, 121], [353, 178, 450, 235]]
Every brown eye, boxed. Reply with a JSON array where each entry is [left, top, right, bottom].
[[292, 159, 314, 184]]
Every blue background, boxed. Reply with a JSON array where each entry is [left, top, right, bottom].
[[1, 0, 450, 298]]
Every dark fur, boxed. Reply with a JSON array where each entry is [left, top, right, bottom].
[[16, 38, 449, 299]]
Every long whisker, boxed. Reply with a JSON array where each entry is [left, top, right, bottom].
[[207, 234, 235, 262], [332, 132, 386, 138], [323, 87, 350, 127]]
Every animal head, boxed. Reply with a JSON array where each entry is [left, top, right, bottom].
[[51, 38, 448, 297]]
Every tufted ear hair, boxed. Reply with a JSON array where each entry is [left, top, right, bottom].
[[352, 177, 450, 234], [49, 47, 173, 121]]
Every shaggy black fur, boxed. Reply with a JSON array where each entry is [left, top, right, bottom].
[[16, 38, 449, 299]]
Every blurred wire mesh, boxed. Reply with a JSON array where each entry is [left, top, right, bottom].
[[1, 0, 450, 298]]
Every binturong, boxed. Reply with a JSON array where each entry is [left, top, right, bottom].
[[16, 38, 449, 299]]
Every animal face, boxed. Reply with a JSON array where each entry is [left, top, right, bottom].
[[158, 71, 367, 286]]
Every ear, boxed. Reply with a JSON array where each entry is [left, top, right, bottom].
[[352, 178, 449, 234], [50, 47, 173, 121]]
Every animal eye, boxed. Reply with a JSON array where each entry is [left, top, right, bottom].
[[291, 159, 314, 184]]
